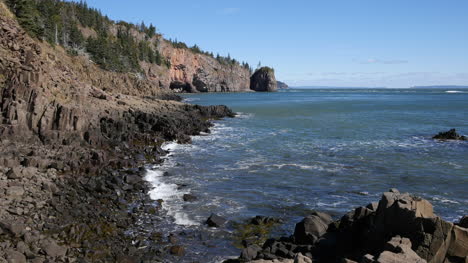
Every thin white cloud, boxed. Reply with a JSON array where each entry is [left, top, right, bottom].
[[217, 7, 240, 15]]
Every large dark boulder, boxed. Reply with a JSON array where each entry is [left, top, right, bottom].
[[250, 67, 277, 92], [294, 211, 333, 244], [433, 129, 466, 140], [206, 213, 227, 227]]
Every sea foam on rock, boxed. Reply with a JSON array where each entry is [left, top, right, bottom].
[[231, 189, 468, 263]]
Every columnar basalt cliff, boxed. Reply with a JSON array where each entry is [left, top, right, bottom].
[[0, 3, 236, 261]]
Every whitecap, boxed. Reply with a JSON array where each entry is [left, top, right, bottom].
[[445, 90, 463, 93], [183, 97, 201, 102], [144, 169, 198, 226]]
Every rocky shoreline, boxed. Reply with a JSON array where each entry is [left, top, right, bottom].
[[226, 189, 467, 263]]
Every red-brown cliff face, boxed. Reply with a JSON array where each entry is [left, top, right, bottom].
[[160, 40, 251, 92]]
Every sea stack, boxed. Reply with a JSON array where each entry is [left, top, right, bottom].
[[250, 67, 278, 92]]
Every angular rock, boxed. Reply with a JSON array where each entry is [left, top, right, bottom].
[[241, 244, 262, 261], [294, 212, 331, 244], [6, 186, 24, 199], [375, 236, 426, 263], [5, 250, 27, 263], [206, 213, 227, 227], [182, 194, 197, 202], [294, 253, 312, 263], [458, 216, 468, 228], [40, 240, 67, 258]]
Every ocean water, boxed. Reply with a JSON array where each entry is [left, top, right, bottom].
[[144, 88, 468, 262]]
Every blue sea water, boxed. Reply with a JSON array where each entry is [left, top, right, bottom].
[[144, 88, 468, 262]]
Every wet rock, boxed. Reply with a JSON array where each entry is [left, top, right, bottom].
[[169, 245, 185, 256], [206, 213, 227, 227], [183, 194, 197, 202], [250, 216, 282, 225], [433, 129, 466, 140]]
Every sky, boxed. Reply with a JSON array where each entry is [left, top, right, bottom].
[[80, 0, 468, 88]]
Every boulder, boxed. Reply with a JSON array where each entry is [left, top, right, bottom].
[[250, 67, 277, 92], [182, 194, 197, 202], [447, 226, 468, 260], [294, 212, 332, 244], [294, 253, 312, 263], [433, 129, 466, 140], [6, 186, 24, 199], [240, 244, 262, 261], [374, 236, 427, 263], [169, 245, 185, 256], [40, 240, 67, 258], [5, 249, 27, 263], [206, 213, 227, 227], [458, 216, 468, 228], [0, 221, 26, 237]]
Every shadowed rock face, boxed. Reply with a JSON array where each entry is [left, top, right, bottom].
[[250, 67, 278, 92]]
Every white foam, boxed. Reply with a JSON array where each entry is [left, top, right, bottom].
[[161, 142, 180, 152], [432, 196, 460, 204], [182, 97, 201, 102], [144, 169, 198, 226], [445, 90, 463, 93], [236, 112, 254, 119]]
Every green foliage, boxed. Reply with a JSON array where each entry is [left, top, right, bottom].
[[7, 0, 43, 37], [5, 0, 243, 74]]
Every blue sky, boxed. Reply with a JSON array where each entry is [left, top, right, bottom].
[[81, 0, 468, 88]]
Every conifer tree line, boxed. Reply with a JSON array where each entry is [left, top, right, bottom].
[[5, 0, 251, 74]]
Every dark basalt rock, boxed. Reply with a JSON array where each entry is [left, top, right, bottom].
[[459, 216, 468, 228], [206, 213, 227, 227], [433, 129, 466, 140], [182, 194, 197, 202], [250, 215, 282, 225], [250, 67, 278, 92]]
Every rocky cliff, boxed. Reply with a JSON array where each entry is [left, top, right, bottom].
[[0, 4, 237, 261], [250, 67, 278, 92]]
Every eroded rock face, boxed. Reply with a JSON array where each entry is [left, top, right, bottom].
[[160, 42, 251, 92], [250, 67, 278, 92]]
